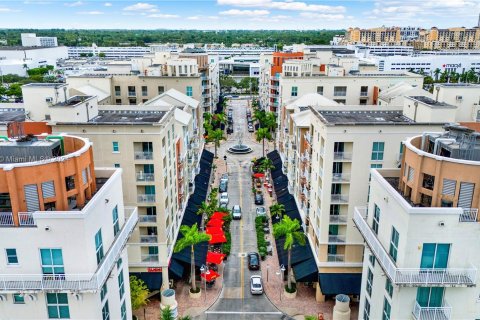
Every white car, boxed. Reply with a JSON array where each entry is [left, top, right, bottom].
[[220, 192, 229, 205], [232, 205, 241, 220], [250, 275, 263, 295]]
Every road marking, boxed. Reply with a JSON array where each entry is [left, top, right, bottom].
[[205, 311, 283, 315], [239, 161, 244, 301]]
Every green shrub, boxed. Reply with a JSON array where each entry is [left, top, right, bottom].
[[284, 282, 297, 293]]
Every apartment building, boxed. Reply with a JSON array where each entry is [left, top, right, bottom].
[[21, 33, 58, 47], [0, 134, 137, 319], [414, 27, 480, 50], [67, 45, 151, 59], [355, 124, 480, 320], [344, 27, 402, 46], [433, 83, 480, 122]]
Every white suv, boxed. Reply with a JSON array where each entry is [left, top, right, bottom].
[[232, 205, 241, 220], [220, 192, 229, 205]]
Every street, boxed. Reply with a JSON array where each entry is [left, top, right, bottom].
[[202, 98, 284, 320]]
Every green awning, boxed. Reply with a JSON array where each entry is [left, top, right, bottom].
[[318, 273, 362, 295]]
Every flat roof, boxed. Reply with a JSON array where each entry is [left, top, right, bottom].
[[0, 109, 26, 123], [435, 83, 480, 88], [72, 110, 168, 125], [312, 109, 421, 126], [0, 46, 62, 51], [52, 95, 94, 107], [22, 83, 67, 89], [407, 96, 457, 109]]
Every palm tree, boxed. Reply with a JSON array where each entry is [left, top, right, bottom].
[[264, 112, 278, 149], [270, 203, 285, 219], [273, 216, 306, 291], [259, 157, 275, 174], [212, 112, 227, 127], [256, 127, 272, 157], [197, 201, 213, 217], [253, 109, 266, 126], [173, 224, 211, 293], [433, 68, 441, 81], [207, 128, 225, 158]]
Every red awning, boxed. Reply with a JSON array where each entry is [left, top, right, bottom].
[[209, 233, 227, 244], [253, 173, 265, 178], [206, 251, 226, 264], [206, 219, 224, 227], [206, 227, 223, 235], [211, 212, 228, 220], [201, 270, 221, 281]]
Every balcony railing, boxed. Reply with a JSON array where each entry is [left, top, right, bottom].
[[319, 147, 325, 157], [138, 215, 157, 223], [140, 235, 158, 243], [332, 172, 351, 182], [328, 235, 346, 243], [327, 254, 345, 262], [412, 301, 452, 320], [331, 194, 349, 203], [137, 194, 156, 203], [18, 212, 35, 226], [0, 209, 138, 292], [329, 214, 348, 224], [459, 209, 478, 222], [353, 207, 477, 287], [135, 151, 153, 160], [136, 173, 155, 182], [304, 133, 312, 144], [301, 152, 310, 162], [333, 152, 352, 161], [0, 212, 14, 226], [141, 254, 159, 263]]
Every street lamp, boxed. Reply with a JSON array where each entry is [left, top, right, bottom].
[[280, 264, 286, 301], [223, 155, 227, 173], [275, 272, 281, 301], [200, 264, 210, 302], [266, 264, 270, 282]]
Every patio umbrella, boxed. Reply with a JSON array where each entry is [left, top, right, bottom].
[[206, 251, 226, 264], [211, 212, 228, 220], [206, 227, 223, 235], [209, 233, 227, 244], [206, 219, 224, 227], [201, 270, 221, 281], [253, 173, 265, 178]]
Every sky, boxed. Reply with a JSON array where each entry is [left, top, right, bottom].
[[0, 0, 479, 30]]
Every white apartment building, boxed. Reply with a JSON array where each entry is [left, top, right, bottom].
[[0, 134, 136, 319], [21, 33, 58, 47], [433, 83, 480, 122], [68, 45, 151, 59], [355, 125, 480, 320], [0, 46, 68, 76]]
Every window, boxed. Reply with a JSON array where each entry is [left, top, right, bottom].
[[129, 98, 136, 105], [372, 204, 380, 235], [13, 294, 25, 304], [382, 297, 391, 320], [366, 268, 373, 297], [65, 176, 75, 191], [385, 278, 393, 298], [333, 86, 347, 96], [371, 142, 385, 161], [117, 257, 123, 270], [46, 293, 70, 319], [40, 249, 64, 276], [114, 164, 120, 168], [333, 99, 346, 104], [95, 229, 104, 264], [186, 86, 193, 97], [158, 86, 165, 94], [112, 206, 120, 236], [102, 301, 110, 320], [317, 86, 324, 95], [360, 86, 368, 96], [371, 164, 383, 169], [291, 86, 298, 97], [369, 254, 375, 267], [363, 299, 370, 320], [121, 301, 127, 320], [141, 86, 148, 96], [127, 86, 135, 96], [114, 86, 121, 96], [112, 142, 119, 153], [389, 227, 399, 262], [100, 283, 108, 302], [118, 269, 125, 299], [6, 248, 18, 264], [115, 99, 122, 105]]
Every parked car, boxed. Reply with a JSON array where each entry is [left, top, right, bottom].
[[248, 124, 254, 132], [248, 252, 260, 270], [256, 207, 267, 216], [221, 173, 228, 183], [254, 193, 264, 205], [250, 275, 263, 295], [220, 192, 229, 205], [232, 205, 242, 220]]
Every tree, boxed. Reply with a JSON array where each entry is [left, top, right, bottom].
[[196, 201, 213, 217], [273, 216, 306, 291], [253, 109, 266, 126], [173, 224, 211, 293], [98, 52, 106, 58], [255, 127, 272, 157], [7, 84, 22, 98], [130, 276, 150, 311], [264, 111, 277, 148], [270, 203, 285, 219], [220, 74, 236, 92], [212, 112, 227, 127], [207, 128, 225, 158], [433, 68, 441, 81], [160, 306, 174, 320], [259, 157, 275, 174]]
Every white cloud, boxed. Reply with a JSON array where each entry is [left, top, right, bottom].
[[123, 2, 157, 12], [104, 2, 112, 6], [299, 12, 345, 20], [0, 7, 20, 12], [64, 1, 83, 7], [187, 16, 200, 20], [217, 0, 269, 6], [220, 9, 270, 15], [77, 10, 104, 15], [217, 0, 345, 13], [148, 13, 179, 18]]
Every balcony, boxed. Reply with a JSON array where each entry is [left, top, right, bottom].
[[328, 235, 346, 243], [140, 235, 158, 243], [304, 132, 312, 145], [138, 215, 157, 223], [412, 301, 451, 320], [319, 147, 325, 157], [0, 212, 14, 226], [0, 212, 36, 227], [360, 91, 368, 97], [137, 194, 156, 203], [141, 254, 159, 263], [329, 214, 348, 224], [135, 151, 153, 160], [331, 194, 349, 203], [301, 151, 310, 162], [333, 152, 352, 161], [136, 173, 155, 182], [353, 207, 477, 287], [459, 209, 478, 222], [327, 254, 345, 262], [0, 208, 138, 292], [332, 172, 351, 182]]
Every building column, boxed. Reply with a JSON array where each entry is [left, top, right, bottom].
[[316, 282, 325, 302], [162, 267, 170, 291], [5, 169, 20, 226]]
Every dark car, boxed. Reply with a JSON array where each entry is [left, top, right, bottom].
[[219, 180, 228, 193], [247, 252, 260, 270], [255, 193, 264, 205]]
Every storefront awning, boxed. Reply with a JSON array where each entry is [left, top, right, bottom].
[[292, 258, 318, 282], [201, 270, 220, 282], [211, 212, 228, 220], [169, 258, 185, 280], [318, 273, 362, 295], [207, 219, 224, 227], [206, 251, 226, 264], [209, 233, 227, 244]]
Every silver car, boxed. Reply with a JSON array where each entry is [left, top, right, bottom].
[[220, 192, 229, 205], [250, 275, 263, 295], [232, 205, 241, 220]]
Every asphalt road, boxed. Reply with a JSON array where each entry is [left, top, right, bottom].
[[201, 99, 285, 320]]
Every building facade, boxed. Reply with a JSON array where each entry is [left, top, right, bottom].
[[21, 33, 58, 47]]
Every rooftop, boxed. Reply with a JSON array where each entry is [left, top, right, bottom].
[[0, 136, 61, 164], [22, 83, 67, 89], [0, 108, 26, 123], [53, 95, 94, 107], [312, 109, 419, 126], [407, 96, 456, 109], [435, 83, 480, 88], [86, 110, 167, 124]]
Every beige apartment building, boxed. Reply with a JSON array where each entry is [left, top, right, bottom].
[[414, 27, 480, 50], [345, 27, 402, 45]]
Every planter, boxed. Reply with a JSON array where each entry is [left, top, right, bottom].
[[283, 289, 297, 299], [189, 288, 202, 299]]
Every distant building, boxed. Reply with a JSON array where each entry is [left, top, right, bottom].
[[0, 46, 68, 76], [68, 44, 151, 59], [21, 33, 58, 47]]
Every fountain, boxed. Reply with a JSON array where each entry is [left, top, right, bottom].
[[227, 128, 253, 154]]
